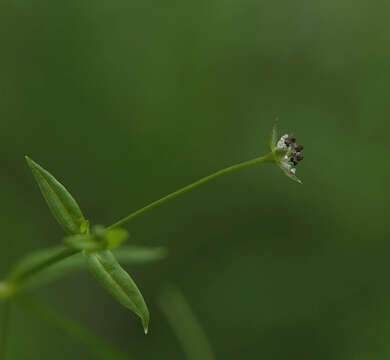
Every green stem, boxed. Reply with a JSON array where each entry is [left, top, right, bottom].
[[108, 153, 274, 230], [0, 301, 11, 360], [0, 248, 79, 300], [12, 248, 78, 286], [2, 153, 272, 296], [16, 296, 131, 360]]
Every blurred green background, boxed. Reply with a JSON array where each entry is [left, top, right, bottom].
[[1, 0, 389, 359]]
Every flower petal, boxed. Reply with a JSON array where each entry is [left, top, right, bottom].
[[278, 162, 303, 184]]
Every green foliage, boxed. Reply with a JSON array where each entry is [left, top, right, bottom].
[[25, 157, 89, 235], [84, 250, 150, 334], [65, 227, 129, 252], [1, 122, 300, 356], [5, 245, 167, 292], [159, 285, 215, 360], [23, 157, 153, 333]]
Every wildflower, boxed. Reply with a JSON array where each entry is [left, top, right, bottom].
[[270, 120, 304, 184]]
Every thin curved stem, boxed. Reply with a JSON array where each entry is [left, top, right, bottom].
[[1, 153, 273, 298], [108, 153, 274, 230]]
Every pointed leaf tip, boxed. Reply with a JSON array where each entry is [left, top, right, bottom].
[[26, 157, 88, 235], [143, 321, 149, 335], [25, 156, 34, 169], [84, 250, 150, 334]]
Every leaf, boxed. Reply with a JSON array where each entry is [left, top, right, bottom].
[[25, 156, 88, 235], [11, 246, 167, 291], [115, 246, 168, 264], [84, 250, 150, 334], [158, 284, 215, 360]]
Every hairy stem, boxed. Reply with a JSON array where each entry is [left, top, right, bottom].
[[108, 154, 273, 230]]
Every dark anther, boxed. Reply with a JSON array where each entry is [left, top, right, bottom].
[[290, 137, 296, 143], [297, 155, 304, 161], [295, 145, 304, 152], [290, 157, 298, 165]]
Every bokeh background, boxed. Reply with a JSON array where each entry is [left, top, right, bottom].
[[1, 0, 389, 359]]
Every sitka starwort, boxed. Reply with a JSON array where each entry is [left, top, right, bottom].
[[0, 120, 304, 357]]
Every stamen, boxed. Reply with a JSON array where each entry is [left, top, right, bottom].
[[276, 133, 304, 183]]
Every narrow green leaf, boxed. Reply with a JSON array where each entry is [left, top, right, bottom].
[[84, 250, 150, 334], [7, 246, 167, 292], [115, 246, 168, 264], [25, 156, 88, 235], [158, 284, 215, 360]]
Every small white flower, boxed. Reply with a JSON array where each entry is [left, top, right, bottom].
[[276, 134, 289, 150], [270, 121, 304, 184]]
